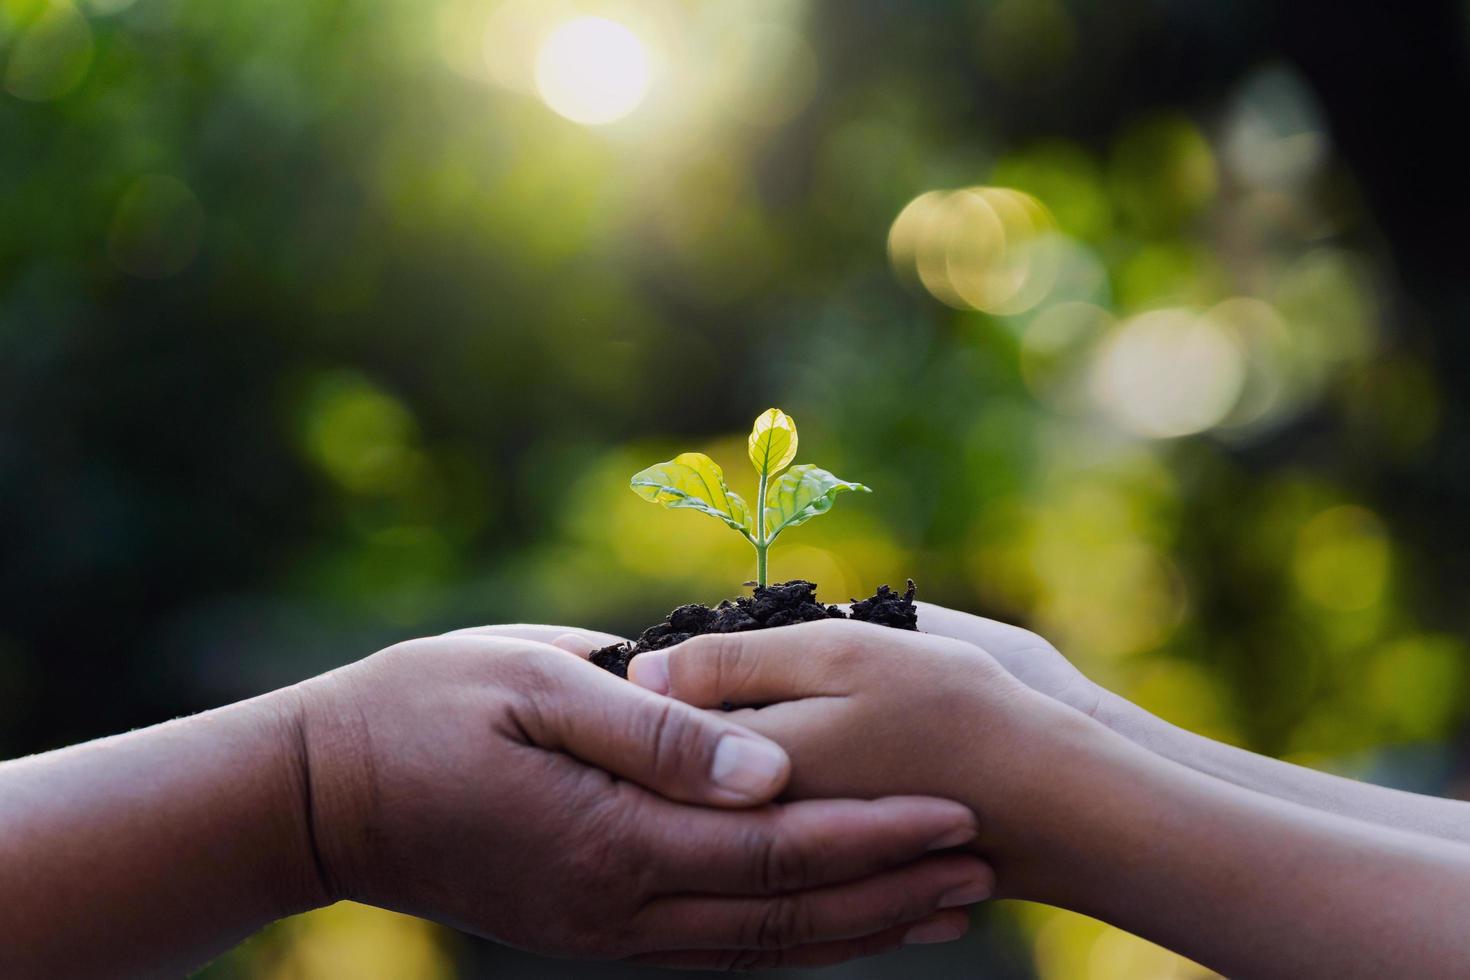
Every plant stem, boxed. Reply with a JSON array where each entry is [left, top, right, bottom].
[[755, 471, 769, 586]]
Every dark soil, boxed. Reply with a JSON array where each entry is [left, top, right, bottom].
[[590, 579, 918, 678]]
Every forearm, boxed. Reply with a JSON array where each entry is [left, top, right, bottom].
[[1097, 692, 1470, 845], [985, 714, 1470, 978], [918, 604, 1470, 845], [0, 688, 327, 979]]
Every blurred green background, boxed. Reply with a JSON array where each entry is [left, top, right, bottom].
[[4, 0, 1470, 976]]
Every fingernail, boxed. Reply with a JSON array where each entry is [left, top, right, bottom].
[[937, 877, 992, 908], [629, 651, 670, 694], [903, 919, 966, 945], [710, 735, 786, 800], [926, 825, 977, 851]]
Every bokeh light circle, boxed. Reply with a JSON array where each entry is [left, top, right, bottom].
[[888, 186, 1061, 315], [1090, 308, 1246, 439], [535, 17, 651, 125], [106, 174, 206, 279], [3, 0, 93, 102]]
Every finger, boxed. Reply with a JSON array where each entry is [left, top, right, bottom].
[[647, 795, 979, 895], [548, 632, 601, 657], [913, 602, 1041, 655], [443, 623, 628, 651], [634, 854, 989, 951], [629, 909, 971, 970], [522, 652, 792, 807], [629, 619, 882, 707]]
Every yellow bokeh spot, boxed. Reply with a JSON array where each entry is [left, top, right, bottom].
[[888, 185, 1062, 315], [242, 902, 454, 980], [298, 371, 421, 495], [771, 544, 863, 603], [887, 189, 949, 287], [578, 440, 756, 585], [1126, 658, 1236, 744], [1363, 634, 1467, 742], [535, 16, 651, 125], [1025, 906, 1218, 980], [968, 451, 1187, 664], [1292, 505, 1390, 611]]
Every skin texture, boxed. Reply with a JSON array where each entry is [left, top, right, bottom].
[[632, 619, 1470, 979], [914, 602, 1470, 846], [0, 624, 994, 979]]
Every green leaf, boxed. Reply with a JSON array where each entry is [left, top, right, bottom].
[[630, 452, 754, 538], [747, 407, 798, 480], [764, 464, 870, 540]]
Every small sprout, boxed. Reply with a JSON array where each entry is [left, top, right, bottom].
[[630, 408, 870, 586]]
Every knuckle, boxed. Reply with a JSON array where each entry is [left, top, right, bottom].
[[807, 618, 872, 663], [1010, 623, 1052, 649], [495, 643, 556, 684], [680, 631, 732, 661], [379, 636, 432, 658], [681, 633, 754, 699], [747, 894, 810, 949], [685, 630, 738, 671], [749, 822, 815, 893], [824, 635, 866, 671], [500, 649, 565, 739], [638, 698, 705, 785], [370, 636, 442, 672]]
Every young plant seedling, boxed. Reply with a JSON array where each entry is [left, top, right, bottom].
[[628, 408, 870, 587], [589, 411, 914, 677]]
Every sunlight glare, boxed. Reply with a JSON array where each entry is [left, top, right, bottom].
[[535, 16, 651, 125]]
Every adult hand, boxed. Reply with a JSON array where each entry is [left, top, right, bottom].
[[294, 627, 995, 970]]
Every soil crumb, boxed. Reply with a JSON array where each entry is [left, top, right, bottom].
[[590, 579, 918, 678]]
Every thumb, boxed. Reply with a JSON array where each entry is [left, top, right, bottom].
[[534, 653, 791, 808]]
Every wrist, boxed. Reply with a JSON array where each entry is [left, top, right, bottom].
[[259, 685, 338, 915], [966, 700, 1140, 903], [1091, 688, 1180, 756], [289, 672, 381, 907]]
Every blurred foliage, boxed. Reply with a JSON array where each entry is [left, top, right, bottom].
[[3, 0, 1470, 977]]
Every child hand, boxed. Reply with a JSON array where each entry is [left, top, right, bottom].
[[627, 620, 1089, 844]]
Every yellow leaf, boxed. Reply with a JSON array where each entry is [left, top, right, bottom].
[[747, 407, 798, 479], [630, 452, 754, 536]]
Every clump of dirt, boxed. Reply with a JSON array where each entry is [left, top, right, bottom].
[[590, 579, 918, 678]]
